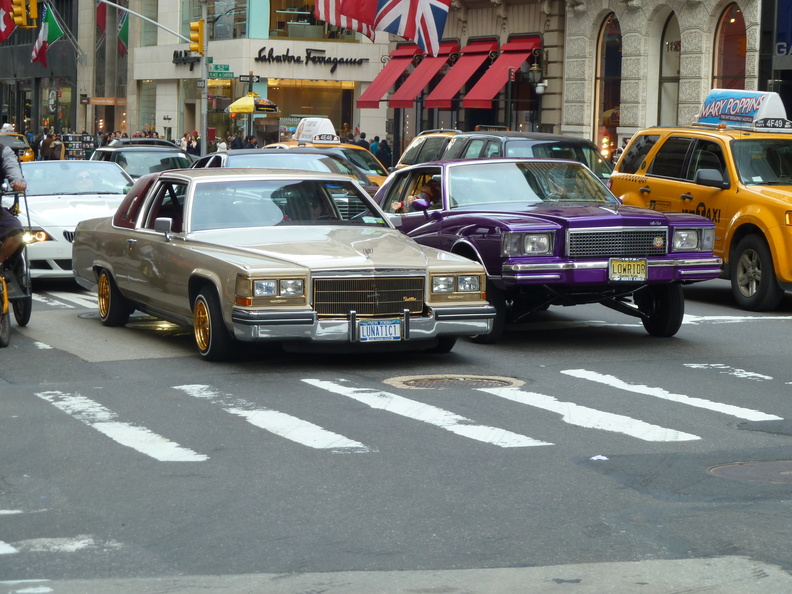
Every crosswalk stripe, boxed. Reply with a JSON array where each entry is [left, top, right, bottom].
[[44, 291, 98, 309], [36, 391, 208, 462], [561, 370, 782, 422], [303, 379, 552, 447], [0, 541, 18, 555], [174, 384, 370, 452], [479, 387, 700, 442]]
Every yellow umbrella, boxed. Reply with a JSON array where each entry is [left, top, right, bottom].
[[227, 92, 278, 114]]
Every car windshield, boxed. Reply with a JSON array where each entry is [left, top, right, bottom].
[[0, 134, 29, 150], [505, 140, 613, 179], [190, 179, 387, 231], [21, 161, 133, 195], [116, 151, 192, 178], [448, 161, 618, 209], [732, 139, 792, 185], [228, 154, 369, 185], [338, 147, 388, 176]]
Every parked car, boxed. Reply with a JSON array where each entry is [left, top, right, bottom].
[[72, 169, 495, 360], [0, 132, 35, 162], [395, 130, 613, 181], [609, 89, 792, 311], [375, 158, 722, 342], [190, 148, 379, 196], [90, 146, 194, 178], [108, 137, 180, 147], [19, 160, 134, 279]]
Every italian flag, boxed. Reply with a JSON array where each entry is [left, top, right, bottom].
[[117, 11, 129, 56], [31, 6, 64, 67]]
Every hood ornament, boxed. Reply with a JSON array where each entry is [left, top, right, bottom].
[[364, 247, 374, 259]]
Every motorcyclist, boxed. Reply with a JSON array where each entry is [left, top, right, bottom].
[[0, 144, 27, 265]]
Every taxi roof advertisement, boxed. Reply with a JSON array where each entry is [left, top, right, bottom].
[[696, 89, 792, 131]]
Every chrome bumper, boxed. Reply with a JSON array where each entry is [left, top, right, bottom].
[[231, 305, 497, 343]]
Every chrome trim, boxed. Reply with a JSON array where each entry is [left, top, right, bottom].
[[232, 310, 316, 325], [566, 226, 669, 258], [502, 257, 722, 273]]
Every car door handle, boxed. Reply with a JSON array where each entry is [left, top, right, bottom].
[[126, 238, 137, 254], [639, 187, 651, 194], [681, 193, 693, 201]]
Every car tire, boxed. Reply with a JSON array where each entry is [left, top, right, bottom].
[[11, 251, 32, 327], [98, 269, 132, 327], [730, 235, 784, 311], [470, 281, 506, 344], [425, 335, 457, 354], [194, 288, 236, 361], [0, 309, 9, 348], [13, 296, 32, 327], [636, 284, 684, 337]]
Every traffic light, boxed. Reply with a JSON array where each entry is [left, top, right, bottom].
[[189, 19, 205, 55], [10, 0, 36, 28], [10, 0, 27, 27]]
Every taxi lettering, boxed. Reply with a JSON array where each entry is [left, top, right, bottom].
[[682, 203, 720, 223]]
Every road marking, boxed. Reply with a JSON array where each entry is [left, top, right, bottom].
[[561, 370, 782, 422], [175, 384, 370, 452], [303, 379, 552, 447], [35, 391, 208, 462], [683, 314, 792, 325], [683, 363, 772, 381], [11, 535, 123, 553], [0, 540, 18, 555], [41, 290, 98, 309], [478, 387, 700, 442]]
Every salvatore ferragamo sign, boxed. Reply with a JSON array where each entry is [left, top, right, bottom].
[[254, 47, 368, 73]]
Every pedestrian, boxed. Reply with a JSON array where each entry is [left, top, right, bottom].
[[216, 136, 228, 151], [355, 132, 370, 150], [187, 133, 200, 156], [346, 133, 356, 144], [369, 135, 380, 155], [375, 139, 392, 168], [243, 135, 257, 149], [0, 142, 26, 265], [230, 133, 244, 149], [48, 134, 65, 160], [39, 132, 53, 160]]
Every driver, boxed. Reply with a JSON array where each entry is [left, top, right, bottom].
[[0, 144, 26, 266], [391, 178, 441, 213]]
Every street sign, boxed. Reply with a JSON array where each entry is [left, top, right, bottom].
[[197, 80, 206, 88], [209, 64, 230, 72], [209, 71, 235, 79], [239, 74, 261, 83]]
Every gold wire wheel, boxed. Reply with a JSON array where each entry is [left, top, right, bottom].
[[194, 298, 210, 352], [98, 273, 110, 319]]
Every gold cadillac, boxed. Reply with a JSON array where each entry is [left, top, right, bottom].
[[72, 168, 495, 360]]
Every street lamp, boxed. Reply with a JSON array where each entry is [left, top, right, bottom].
[[526, 48, 548, 130]]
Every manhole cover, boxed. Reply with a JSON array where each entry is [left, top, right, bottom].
[[384, 375, 523, 390], [708, 461, 792, 483]]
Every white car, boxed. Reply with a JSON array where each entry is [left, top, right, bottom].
[[18, 161, 134, 279]]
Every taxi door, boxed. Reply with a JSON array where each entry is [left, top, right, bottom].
[[624, 136, 693, 214]]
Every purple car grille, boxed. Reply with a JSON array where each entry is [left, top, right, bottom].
[[313, 277, 424, 318], [567, 229, 668, 258]]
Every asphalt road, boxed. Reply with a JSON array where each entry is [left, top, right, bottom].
[[2, 279, 792, 593]]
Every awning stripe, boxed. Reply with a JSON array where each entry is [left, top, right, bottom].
[[424, 39, 499, 110], [357, 45, 423, 109], [388, 41, 459, 109]]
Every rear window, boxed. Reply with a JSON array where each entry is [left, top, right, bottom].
[[514, 141, 613, 179], [399, 137, 427, 166], [620, 134, 660, 174], [0, 134, 29, 150]]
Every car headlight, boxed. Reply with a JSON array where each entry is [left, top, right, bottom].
[[432, 275, 482, 293], [673, 228, 714, 252], [23, 227, 53, 243], [252, 279, 305, 297], [502, 232, 552, 256]]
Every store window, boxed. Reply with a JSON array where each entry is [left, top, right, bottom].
[[658, 14, 680, 126], [183, 0, 248, 40], [595, 14, 622, 163], [713, 3, 746, 89]]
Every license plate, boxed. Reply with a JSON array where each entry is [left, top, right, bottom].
[[359, 319, 401, 342], [609, 258, 647, 281]]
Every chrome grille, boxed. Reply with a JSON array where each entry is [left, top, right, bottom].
[[314, 277, 424, 317], [568, 228, 668, 258]]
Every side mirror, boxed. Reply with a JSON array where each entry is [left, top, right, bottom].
[[695, 168, 729, 190], [411, 197, 431, 211], [154, 217, 173, 240]]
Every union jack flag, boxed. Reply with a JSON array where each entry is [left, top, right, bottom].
[[314, 0, 374, 40], [373, 0, 451, 56]]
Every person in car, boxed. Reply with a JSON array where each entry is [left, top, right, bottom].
[[391, 179, 441, 213], [0, 144, 26, 265]]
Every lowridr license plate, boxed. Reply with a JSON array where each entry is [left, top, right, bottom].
[[609, 258, 648, 281], [359, 319, 401, 342]]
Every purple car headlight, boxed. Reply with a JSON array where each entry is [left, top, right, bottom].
[[502, 232, 553, 256], [672, 228, 714, 252]]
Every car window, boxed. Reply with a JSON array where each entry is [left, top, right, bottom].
[[399, 137, 427, 166], [732, 139, 792, 185], [442, 136, 467, 160], [686, 141, 727, 182], [0, 134, 29, 150], [415, 136, 450, 163], [525, 142, 613, 179], [648, 137, 694, 179], [620, 134, 660, 174], [190, 180, 385, 231], [380, 173, 414, 212], [338, 148, 388, 176], [142, 181, 188, 231], [21, 161, 133, 196], [484, 140, 502, 158], [462, 139, 487, 159], [113, 175, 158, 229]]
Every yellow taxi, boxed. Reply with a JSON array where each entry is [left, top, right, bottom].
[[0, 131, 35, 162], [265, 118, 388, 185], [609, 89, 792, 311]]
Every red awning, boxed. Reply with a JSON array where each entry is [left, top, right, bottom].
[[461, 36, 541, 110], [388, 41, 460, 108], [357, 45, 423, 109], [424, 39, 499, 110]]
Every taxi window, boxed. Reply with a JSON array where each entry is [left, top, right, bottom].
[[416, 136, 451, 162], [620, 134, 660, 174], [399, 136, 427, 165], [648, 137, 693, 179], [686, 142, 726, 181]]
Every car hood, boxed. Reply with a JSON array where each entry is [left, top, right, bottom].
[[197, 226, 431, 269], [26, 194, 126, 228], [453, 202, 709, 228]]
